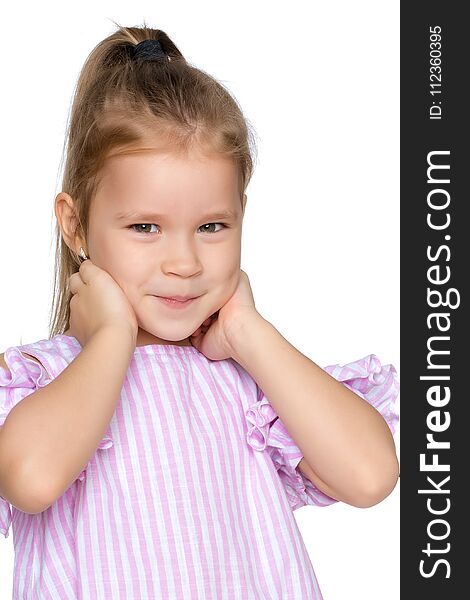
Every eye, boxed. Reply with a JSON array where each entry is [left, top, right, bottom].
[[130, 224, 159, 234], [198, 223, 227, 233]]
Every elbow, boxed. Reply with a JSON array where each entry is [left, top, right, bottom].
[[10, 460, 57, 515], [0, 475, 49, 516], [353, 457, 400, 509], [0, 431, 53, 515]]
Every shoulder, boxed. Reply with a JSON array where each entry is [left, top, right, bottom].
[[1, 351, 43, 371], [0, 336, 81, 383], [0, 345, 51, 389]]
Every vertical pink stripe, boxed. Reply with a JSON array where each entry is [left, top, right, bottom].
[[91, 458, 115, 596], [80, 487, 99, 599]]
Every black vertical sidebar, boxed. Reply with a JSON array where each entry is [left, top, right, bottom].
[[401, 3, 468, 598]]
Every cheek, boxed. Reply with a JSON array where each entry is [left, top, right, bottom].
[[226, 261, 241, 285], [210, 244, 240, 275], [215, 267, 241, 303], [93, 255, 142, 300], [207, 250, 240, 298], [100, 240, 147, 279]]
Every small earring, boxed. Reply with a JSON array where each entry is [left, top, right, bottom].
[[79, 247, 88, 260]]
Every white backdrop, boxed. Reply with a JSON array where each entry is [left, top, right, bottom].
[[0, 1, 400, 598]]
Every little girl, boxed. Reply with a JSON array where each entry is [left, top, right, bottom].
[[0, 24, 399, 599]]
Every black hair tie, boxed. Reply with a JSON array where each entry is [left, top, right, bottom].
[[132, 39, 170, 61]]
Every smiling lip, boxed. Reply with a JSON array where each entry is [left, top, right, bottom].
[[155, 295, 199, 308], [158, 295, 197, 302]]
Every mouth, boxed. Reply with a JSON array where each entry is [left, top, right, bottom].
[[158, 295, 197, 302], [155, 295, 199, 308]]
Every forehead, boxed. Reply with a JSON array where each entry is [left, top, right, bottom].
[[95, 150, 240, 217]]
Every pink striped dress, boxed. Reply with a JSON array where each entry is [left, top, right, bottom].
[[0, 334, 399, 599]]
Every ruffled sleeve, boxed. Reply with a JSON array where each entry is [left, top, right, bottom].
[[0, 347, 53, 538], [0, 340, 113, 538], [245, 354, 399, 511]]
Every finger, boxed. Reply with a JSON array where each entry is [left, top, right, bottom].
[[68, 272, 82, 294], [78, 258, 92, 283]]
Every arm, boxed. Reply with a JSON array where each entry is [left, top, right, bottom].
[[0, 326, 134, 513], [229, 311, 399, 508]]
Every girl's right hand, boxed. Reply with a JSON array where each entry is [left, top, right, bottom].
[[68, 259, 138, 348]]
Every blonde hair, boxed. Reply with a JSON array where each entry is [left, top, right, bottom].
[[49, 20, 258, 339]]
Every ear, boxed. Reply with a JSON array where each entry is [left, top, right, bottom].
[[242, 193, 247, 215], [54, 192, 86, 255]]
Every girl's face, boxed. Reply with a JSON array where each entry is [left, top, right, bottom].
[[85, 149, 245, 347]]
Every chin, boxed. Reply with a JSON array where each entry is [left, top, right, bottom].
[[137, 323, 190, 342], [161, 333, 188, 343]]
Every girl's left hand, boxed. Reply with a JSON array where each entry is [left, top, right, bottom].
[[189, 269, 258, 360]]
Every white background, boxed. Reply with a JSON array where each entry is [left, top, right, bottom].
[[0, 1, 400, 598]]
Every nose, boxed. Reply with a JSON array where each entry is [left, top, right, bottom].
[[160, 238, 203, 277]]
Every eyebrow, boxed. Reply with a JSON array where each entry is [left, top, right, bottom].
[[115, 209, 239, 222]]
